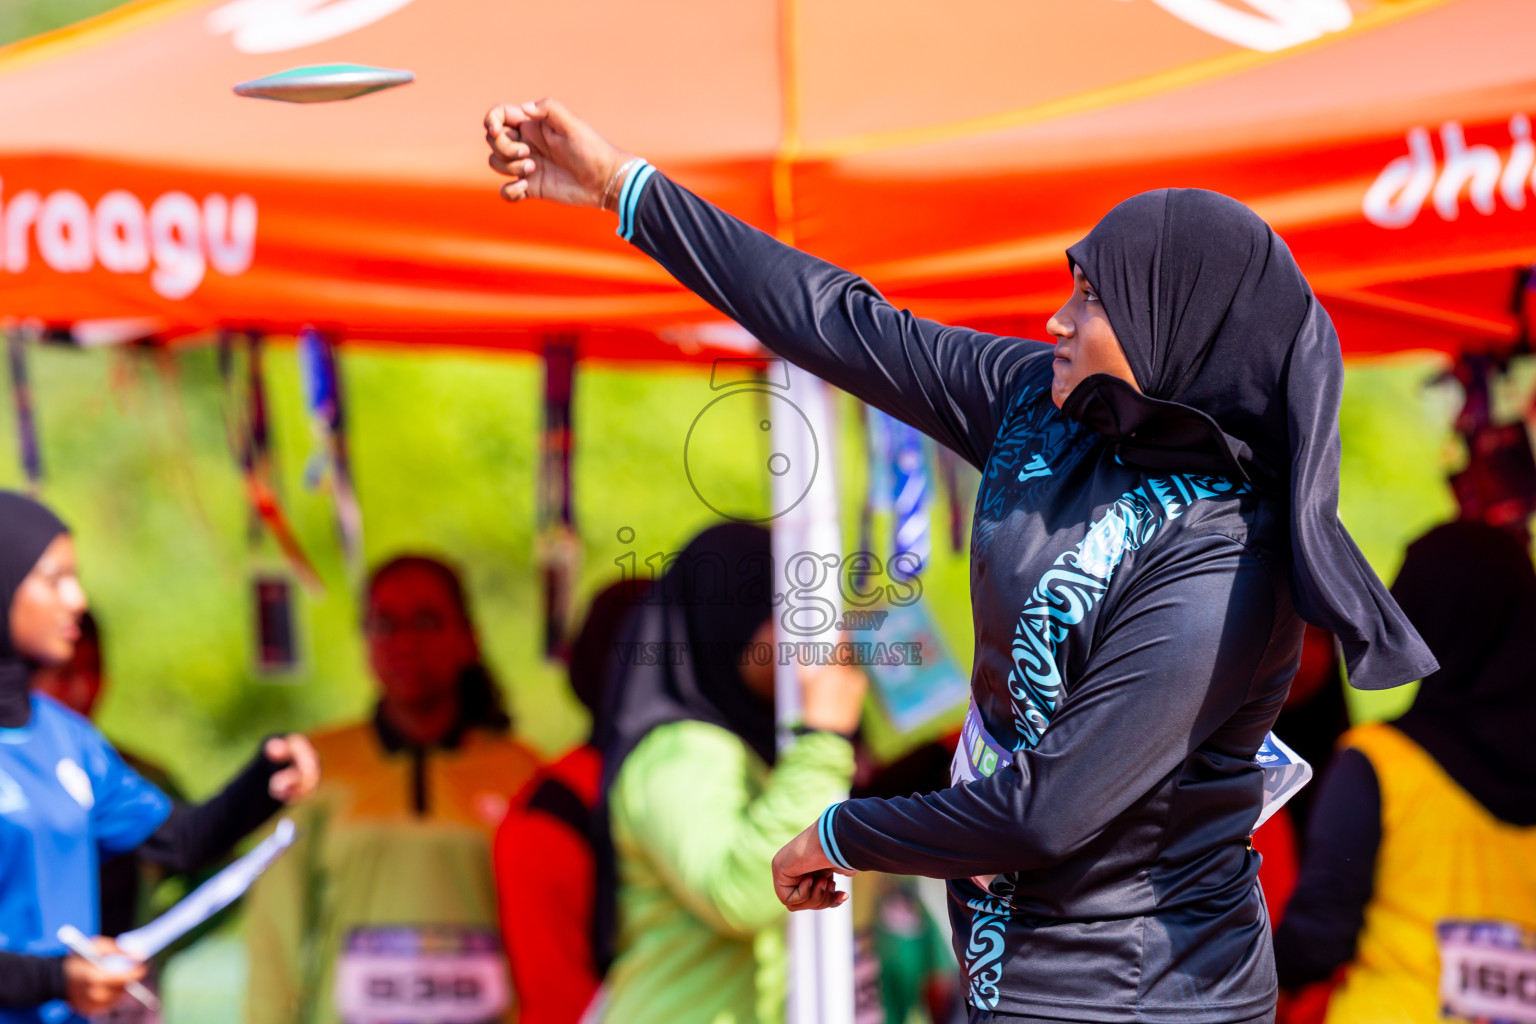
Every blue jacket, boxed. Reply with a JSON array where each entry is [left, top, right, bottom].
[[0, 695, 170, 1024]]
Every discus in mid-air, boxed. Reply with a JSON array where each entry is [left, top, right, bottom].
[[233, 63, 413, 103]]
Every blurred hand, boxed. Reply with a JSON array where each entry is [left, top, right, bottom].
[[772, 822, 849, 912], [484, 98, 632, 208], [265, 734, 320, 804], [798, 659, 867, 735], [62, 937, 144, 1016]]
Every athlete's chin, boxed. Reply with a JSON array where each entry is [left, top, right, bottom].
[[1051, 363, 1076, 409]]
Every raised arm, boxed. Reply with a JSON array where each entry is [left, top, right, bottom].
[[484, 99, 1050, 468]]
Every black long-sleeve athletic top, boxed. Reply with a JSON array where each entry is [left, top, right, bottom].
[[620, 168, 1304, 1022]]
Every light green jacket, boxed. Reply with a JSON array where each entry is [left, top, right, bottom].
[[603, 721, 854, 1024]]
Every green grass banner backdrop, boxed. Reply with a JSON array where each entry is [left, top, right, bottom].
[[0, 339, 1473, 790]]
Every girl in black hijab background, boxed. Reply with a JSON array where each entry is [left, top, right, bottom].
[[0, 491, 318, 1023], [598, 524, 783, 776], [493, 574, 650, 1024], [592, 523, 865, 1024], [1275, 521, 1536, 1022], [485, 101, 1434, 1023]]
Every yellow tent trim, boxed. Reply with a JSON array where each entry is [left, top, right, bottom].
[[802, 0, 1458, 161], [0, 0, 212, 78]]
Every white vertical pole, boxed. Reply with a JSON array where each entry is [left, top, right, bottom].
[[771, 361, 856, 1024]]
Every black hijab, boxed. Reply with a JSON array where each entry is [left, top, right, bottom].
[[597, 522, 778, 784], [1389, 521, 1536, 825], [1, 491, 70, 728], [591, 523, 777, 971], [1063, 188, 1436, 692], [567, 576, 652, 728]]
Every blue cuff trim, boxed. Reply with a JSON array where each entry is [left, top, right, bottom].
[[616, 162, 658, 242], [818, 803, 854, 873]]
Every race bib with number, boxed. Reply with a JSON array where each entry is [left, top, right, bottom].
[[950, 700, 1013, 786], [1438, 919, 1536, 1023], [334, 925, 510, 1024]]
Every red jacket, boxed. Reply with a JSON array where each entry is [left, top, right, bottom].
[[494, 744, 602, 1024]]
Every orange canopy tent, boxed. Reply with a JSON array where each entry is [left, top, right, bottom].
[[0, 0, 1532, 360]]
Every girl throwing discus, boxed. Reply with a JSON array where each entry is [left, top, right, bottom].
[[482, 99, 1434, 1024]]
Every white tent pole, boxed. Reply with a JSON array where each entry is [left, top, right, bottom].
[[771, 360, 856, 1024]]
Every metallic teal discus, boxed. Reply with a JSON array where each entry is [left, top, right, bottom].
[[233, 64, 415, 103]]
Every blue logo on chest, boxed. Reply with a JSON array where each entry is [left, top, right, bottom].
[[1017, 453, 1052, 481]]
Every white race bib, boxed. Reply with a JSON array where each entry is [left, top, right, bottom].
[[949, 700, 1013, 786], [1438, 919, 1536, 1023], [334, 925, 510, 1024]]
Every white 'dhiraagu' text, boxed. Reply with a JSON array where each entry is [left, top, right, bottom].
[[1365, 115, 1536, 229], [0, 182, 257, 300]]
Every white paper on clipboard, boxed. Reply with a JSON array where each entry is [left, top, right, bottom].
[[1253, 732, 1312, 831], [116, 818, 296, 961]]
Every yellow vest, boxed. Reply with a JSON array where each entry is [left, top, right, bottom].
[[1326, 723, 1536, 1024], [245, 721, 540, 1024]]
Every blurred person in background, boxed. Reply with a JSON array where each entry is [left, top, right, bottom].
[[31, 611, 187, 940], [245, 555, 539, 1024], [32, 610, 189, 1024], [0, 491, 318, 1024], [28, 610, 105, 723], [493, 577, 648, 1024], [1268, 625, 1350, 852], [1252, 625, 1352, 928], [593, 524, 865, 1024], [859, 873, 962, 1024], [1256, 627, 1351, 1024], [1274, 521, 1536, 1023], [851, 743, 965, 1024]]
